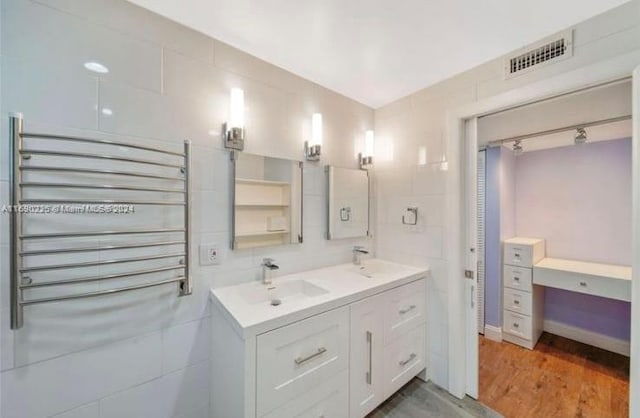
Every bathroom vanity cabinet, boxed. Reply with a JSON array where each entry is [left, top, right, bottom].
[[210, 260, 427, 418]]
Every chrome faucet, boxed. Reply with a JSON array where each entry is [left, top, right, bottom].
[[352, 246, 369, 266], [262, 258, 279, 285]]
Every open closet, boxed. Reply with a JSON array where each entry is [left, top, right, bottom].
[[476, 79, 632, 417]]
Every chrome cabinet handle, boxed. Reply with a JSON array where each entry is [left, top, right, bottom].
[[514, 300, 520, 305], [366, 331, 372, 384], [579, 281, 587, 287], [399, 305, 416, 315], [294, 347, 327, 365], [513, 277, 520, 281], [399, 353, 417, 367], [513, 323, 519, 328]]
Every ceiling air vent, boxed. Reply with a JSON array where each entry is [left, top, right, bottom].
[[505, 30, 573, 79]]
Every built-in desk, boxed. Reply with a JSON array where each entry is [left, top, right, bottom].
[[533, 258, 632, 302]]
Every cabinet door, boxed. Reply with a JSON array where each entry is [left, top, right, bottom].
[[350, 293, 385, 418]]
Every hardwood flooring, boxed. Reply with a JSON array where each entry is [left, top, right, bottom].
[[479, 333, 629, 418]]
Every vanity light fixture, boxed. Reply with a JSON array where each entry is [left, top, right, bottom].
[[224, 88, 245, 150], [513, 139, 524, 156], [304, 113, 322, 161], [359, 129, 375, 169], [574, 127, 587, 144]]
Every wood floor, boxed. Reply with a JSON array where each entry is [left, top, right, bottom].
[[479, 333, 629, 418]]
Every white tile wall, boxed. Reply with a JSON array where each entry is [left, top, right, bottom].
[[51, 403, 100, 418], [0, 0, 372, 416], [373, 0, 640, 390], [1, 332, 162, 417], [99, 361, 209, 418]]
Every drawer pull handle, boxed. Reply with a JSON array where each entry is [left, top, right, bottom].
[[366, 331, 372, 384], [514, 300, 520, 305], [399, 353, 417, 367], [513, 277, 520, 282], [399, 305, 416, 315], [294, 347, 327, 365], [513, 323, 519, 328], [579, 281, 587, 287]]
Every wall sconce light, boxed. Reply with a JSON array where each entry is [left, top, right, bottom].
[[304, 113, 322, 161], [359, 130, 374, 169], [224, 88, 245, 150]]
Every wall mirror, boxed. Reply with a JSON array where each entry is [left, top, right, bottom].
[[326, 166, 369, 240], [232, 152, 303, 249]]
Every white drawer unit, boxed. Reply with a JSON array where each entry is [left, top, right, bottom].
[[504, 237, 545, 268], [502, 237, 545, 350], [503, 265, 533, 292], [261, 370, 349, 418], [383, 279, 426, 344], [383, 325, 426, 399], [256, 306, 349, 417], [210, 270, 428, 418]]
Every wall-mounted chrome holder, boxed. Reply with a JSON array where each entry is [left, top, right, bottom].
[[402, 207, 418, 225], [358, 153, 373, 170], [304, 141, 321, 161], [340, 207, 351, 222], [223, 123, 245, 151]]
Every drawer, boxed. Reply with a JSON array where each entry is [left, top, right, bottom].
[[504, 239, 544, 268], [383, 325, 426, 399], [503, 287, 532, 315], [384, 279, 426, 343], [503, 310, 532, 340], [503, 265, 532, 292], [256, 306, 349, 417], [534, 264, 631, 302], [261, 370, 349, 418]]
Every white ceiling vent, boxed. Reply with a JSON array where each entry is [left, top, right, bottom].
[[505, 30, 573, 79]]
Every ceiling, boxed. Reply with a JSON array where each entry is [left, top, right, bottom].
[[479, 79, 632, 153], [127, 0, 629, 108]]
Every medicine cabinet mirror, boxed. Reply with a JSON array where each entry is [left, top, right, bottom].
[[231, 152, 303, 249], [325, 166, 369, 240]]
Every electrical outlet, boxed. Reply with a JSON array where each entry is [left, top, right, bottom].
[[199, 244, 220, 265]]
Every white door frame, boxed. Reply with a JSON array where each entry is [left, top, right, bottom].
[[444, 50, 640, 412]]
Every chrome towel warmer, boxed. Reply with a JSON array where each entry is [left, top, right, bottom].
[[8, 113, 192, 329]]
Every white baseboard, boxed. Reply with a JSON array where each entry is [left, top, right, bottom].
[[483, 325, 502, 342], [543, 319, 630, 357]]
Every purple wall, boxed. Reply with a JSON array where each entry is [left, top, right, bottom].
[[515, 138, 632, 341]]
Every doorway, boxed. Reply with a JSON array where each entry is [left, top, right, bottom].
[[474, 79, 632, 416], [444, 58, 640, 417]]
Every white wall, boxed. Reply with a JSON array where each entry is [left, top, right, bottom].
[[0, 1, 373, 417], [374, 0, 640, 390]]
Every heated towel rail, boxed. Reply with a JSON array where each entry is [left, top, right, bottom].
[[8, 113, 192, 329]]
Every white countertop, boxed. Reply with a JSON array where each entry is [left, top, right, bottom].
[[210, 259, 428, 339]]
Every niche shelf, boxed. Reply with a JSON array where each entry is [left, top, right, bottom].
[[234, 178, 291, 248]]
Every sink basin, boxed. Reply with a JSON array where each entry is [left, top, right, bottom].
[[239, 280, 329, 306]]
